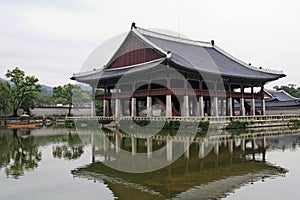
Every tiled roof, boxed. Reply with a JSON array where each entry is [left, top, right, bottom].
[[72, 25, 286, 83]]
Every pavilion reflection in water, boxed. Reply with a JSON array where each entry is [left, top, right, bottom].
[[72, 129, 287, 200]]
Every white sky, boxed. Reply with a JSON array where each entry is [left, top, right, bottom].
[[0, 0, 299, 88]]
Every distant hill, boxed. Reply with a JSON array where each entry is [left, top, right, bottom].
[[1, 77, 53, 94], [77, 84, 92, 92], [41, 85, 53, 95], [0, 78, 14, 86]]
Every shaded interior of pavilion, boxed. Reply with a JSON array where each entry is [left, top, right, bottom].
[[95, 77, 266, 118]]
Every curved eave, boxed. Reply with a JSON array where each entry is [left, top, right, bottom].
[[168, 57, 285, 84], [71, 58, 166, 85]]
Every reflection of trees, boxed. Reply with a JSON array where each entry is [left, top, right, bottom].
[[0, 129, 42, 179], [52, 132, 84, 160]]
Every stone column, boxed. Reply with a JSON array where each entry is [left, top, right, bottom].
[[227, 84, 233, 117], [166, 95, 172, 118], [103, 100, 109, 117], [195, 98, 200, 117], [131, 97, 137, 117], [147, 96, 152, 117], [166, 138, 173, 161], [240, 98, 245, 116], [261, 98, 266, 115], [91, 86, 96, 117], [213, 96, 219, 116], [214, 142, 219, 155], [228, 140, 233, 153], [251, 98, 255, 116], [183, 95, 189, 117], [240, 85, 245, 116], [241, 138, 245, 152], [227, 97, 233, 117], [115, 98, 121, 118], [199, 96, 204, 117], [147, 137, 153, 159], [184, 139, 190, 158], [199, 141, 205, 158], [131, 136, 137, 156], [115, 135, 121, 153], [261, 85, 266, 115], [220, 99, 224, 116]]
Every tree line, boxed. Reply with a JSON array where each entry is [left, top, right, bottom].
[[0, 67, 90, 117]]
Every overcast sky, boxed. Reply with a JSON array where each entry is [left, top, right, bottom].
[[0, 0, 299, 88]]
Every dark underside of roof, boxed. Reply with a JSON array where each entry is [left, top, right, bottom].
[[71, 59, 166, 86]]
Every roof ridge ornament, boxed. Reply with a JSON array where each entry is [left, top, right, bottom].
[[166, 51, 172, 59], [131, 22, 136, 29]]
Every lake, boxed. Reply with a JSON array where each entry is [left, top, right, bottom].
[[1, 126, 300, 200]]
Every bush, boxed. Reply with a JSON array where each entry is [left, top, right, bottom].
[[288, 118, 300, 129]]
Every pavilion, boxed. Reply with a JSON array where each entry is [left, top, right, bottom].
[[71, 23, 285, 118]]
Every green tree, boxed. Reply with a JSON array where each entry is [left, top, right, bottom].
[[0, 129, 42, 179], [36, 93, 54, 107], [53, 84, 90, 116], [52, 132, 84, 160], [5, 67, 42, 116], [0, 80, 12, 115]]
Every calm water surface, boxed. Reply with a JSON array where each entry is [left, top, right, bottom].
[[0, 127, 300, 200]]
